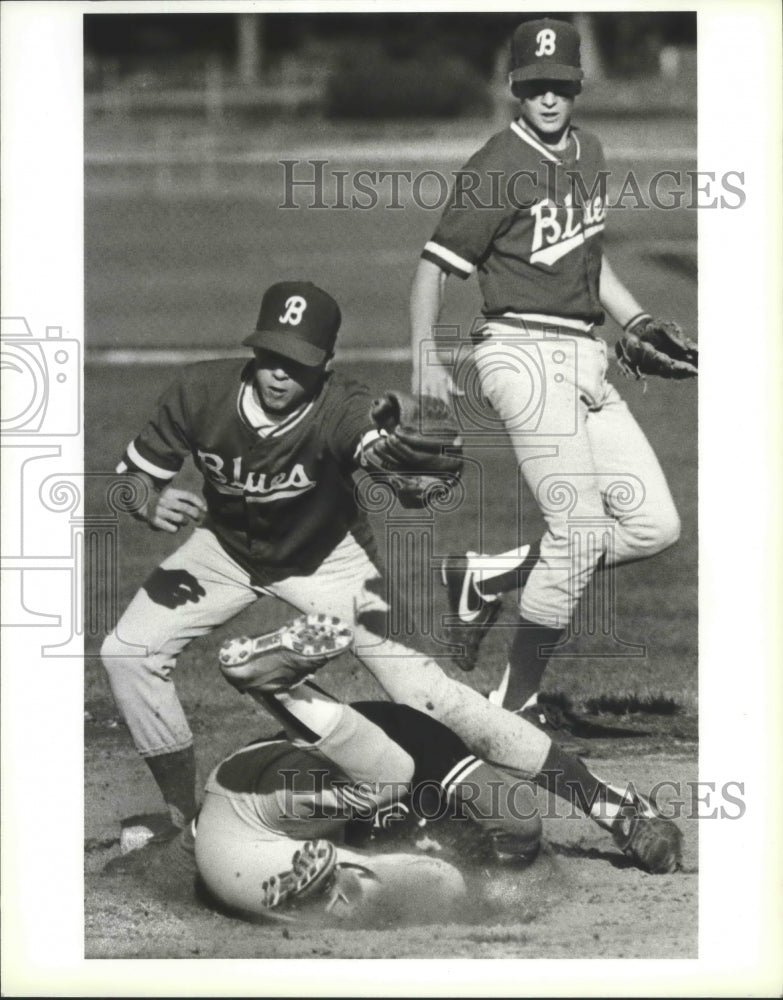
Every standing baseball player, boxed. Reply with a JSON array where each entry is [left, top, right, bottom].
[[101, 279, 681, 876], [409, 18, 697, 724]]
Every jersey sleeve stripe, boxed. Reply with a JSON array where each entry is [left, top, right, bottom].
[[122, 440, 179, 481], [422, 241, 474, 278], [441, 755, 482, 796], [354, 428, 383, 464], [335, 783, 374, 812]]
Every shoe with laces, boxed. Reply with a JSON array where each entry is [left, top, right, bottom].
[[607, 790, 683, 874]]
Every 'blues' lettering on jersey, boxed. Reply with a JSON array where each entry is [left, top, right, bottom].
[[196, 451, 317, 502], [530, 192, 607, 265], [421, 121, 608, 326], [117, 359, 377, 582]]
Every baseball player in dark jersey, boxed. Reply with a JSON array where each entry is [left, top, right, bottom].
[[194, 682, 542, 923], [101, 280, 681, 876], [410, 18, 691, 724], [175, 624, 680, 922]]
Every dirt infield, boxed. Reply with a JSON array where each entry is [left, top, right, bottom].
[[82, 116, 699, 963], [85, 707, 697, 960]]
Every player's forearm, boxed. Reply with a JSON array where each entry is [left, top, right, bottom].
[[599, 254, 649, 330], [410, 258, 447, 382]]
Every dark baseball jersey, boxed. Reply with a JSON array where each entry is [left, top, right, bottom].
[[422, 121, 608, 328], [117, 360, 378, 583]]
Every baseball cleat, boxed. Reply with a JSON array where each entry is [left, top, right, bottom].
[[260, 839, 338, 911], [219, 613, 354, 668], [608, 791, 683, 874], [441, 552, 502, 671]]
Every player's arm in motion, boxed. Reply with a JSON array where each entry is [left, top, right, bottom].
[[410, 257, 458, 403]]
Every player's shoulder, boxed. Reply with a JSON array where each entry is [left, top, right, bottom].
[[572, 124, 606, 161], [462, 123, 527, 168], [318, 369, 373, 408]]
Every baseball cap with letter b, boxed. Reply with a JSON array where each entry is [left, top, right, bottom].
[[509, 18, 583, 84], [243, 280, 341, 367]]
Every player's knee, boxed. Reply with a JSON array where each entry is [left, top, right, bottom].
[[100, 631, 156, 698], [622, 504, 681, 558], [657, 508, 681, 550], [100, 631, 128, 675], [646, 506, 681, 554]]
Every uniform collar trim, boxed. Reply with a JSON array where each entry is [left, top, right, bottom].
[[237, 370, 314, 438], [510, 119, 579, 163]]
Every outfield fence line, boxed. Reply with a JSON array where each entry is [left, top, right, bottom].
[[85, 144, 696, 167], [86, 346, 413, 365]]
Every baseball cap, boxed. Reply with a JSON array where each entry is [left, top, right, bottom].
[[243, 281, 341, 367], [509, 18, 584, 84]]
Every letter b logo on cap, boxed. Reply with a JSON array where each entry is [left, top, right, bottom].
[[535, 29, 556, 57], [279, 296, 308, 325]]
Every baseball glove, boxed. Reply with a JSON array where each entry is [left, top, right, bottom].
[[612, 814, 683, 874], [360, 390, 463, 509], [615, 316, 698, 381], [218, 614, 354, 695]]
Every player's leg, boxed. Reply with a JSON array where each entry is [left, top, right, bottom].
[[216, 611, 681, 872], [585, 382, 681, 565], [100, 527, 260, 828], [468, 333, 613, 711], [195, 762, 467, 923], [262, 532, 552, 775], [194, 789, 340, 918], [259, 527, 680, 871], [352, 700, 542, 863], [343, 652, 682, 873]]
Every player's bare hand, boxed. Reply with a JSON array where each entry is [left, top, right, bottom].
[[412, 363, 464, 404], [147, 488, 206, 533]]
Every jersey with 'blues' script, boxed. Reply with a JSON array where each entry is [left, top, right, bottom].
[[117, 360, 378, 583], [422, 120, 608, 327]]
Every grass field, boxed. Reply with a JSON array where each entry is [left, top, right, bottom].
[[83, 131, 699, 959], [84, 144, 698, 720]]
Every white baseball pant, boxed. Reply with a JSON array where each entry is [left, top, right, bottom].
[[101, 526, 552, 774], [472, 322, 680, 628]]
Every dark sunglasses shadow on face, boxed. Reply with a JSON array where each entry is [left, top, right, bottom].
[[513, 80, 582, 100], [253, 348, 314, 378]]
